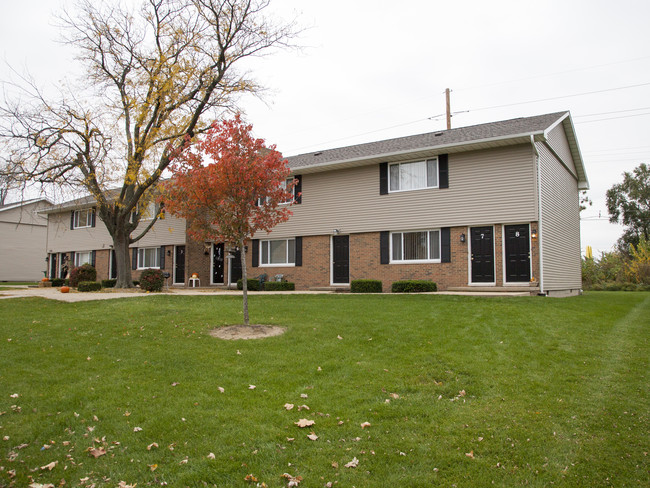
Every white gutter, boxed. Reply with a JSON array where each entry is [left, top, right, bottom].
[[532, 135, 544, 295]]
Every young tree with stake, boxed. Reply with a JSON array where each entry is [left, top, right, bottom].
[[162, 115, 296, 325]]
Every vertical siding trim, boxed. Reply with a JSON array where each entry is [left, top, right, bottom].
[[160, 246, 166, 269], [533, 136, 545, 293], [70, 211, 75, 230]]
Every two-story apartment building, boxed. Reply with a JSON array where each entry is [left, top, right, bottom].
[[41, 111, 587, 296], [41, 195, 189, 285], [243, 111, 587, 296]]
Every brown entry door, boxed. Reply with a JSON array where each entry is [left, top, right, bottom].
[[504, 225, 531, 282], [174, 246, 186, 284], [470, 226, 495, 283]]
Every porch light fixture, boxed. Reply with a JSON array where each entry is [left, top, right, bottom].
[[167, 250, 171, 256], [460, 233, 466, 243], [531, 229, 538, 240], [333, 229, 340, 235]]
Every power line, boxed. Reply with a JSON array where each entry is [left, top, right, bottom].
[[574, 106, 650, 118], [574, 111, 650, 124]]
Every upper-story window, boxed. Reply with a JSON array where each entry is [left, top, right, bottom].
[[73, 208, 95, 229], [131, 202, 157, 222], [260, 238, 295, 266], [389, 158, 438, 192], [258, 177, 296, 206]]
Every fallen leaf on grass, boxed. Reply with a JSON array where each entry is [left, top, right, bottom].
[[88, 447, 106, 458], [207, 452, 216, 459], [179, 456, 188, 464], [248, 385, 256, 390], [40, 461, 58, 471], [133, 427, 143, 432], [331, 461, 339, 469], [284, 403, 294, 410], [344, 457, 359, 468], [297, 405, 309, 411], [280, 473, 302, 486], [148, 463, 158, 471], [390, 393, 400, 399], [294, 419, 315, 428], [465, 450, 475, 459], [123, 411, 131, 417], [147, 442, 158, 450], [360, 422, 371, 429], [337, 335, 343, 340], [10, 393, 19, 398], [307, 432, 318, 441], [117, 482, 136, 488], [218, 387, 225, 393], [244, 473, 258, 482], [300, 393, 308, 398], [171, 382, 180, 387], [2, 435, 8, 441], [29, 483, 54, 488]]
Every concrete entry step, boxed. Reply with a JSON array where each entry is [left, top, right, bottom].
[[309, 286, 350, 293], [446, 286, 540, 295]]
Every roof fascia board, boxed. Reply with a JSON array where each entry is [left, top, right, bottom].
[[291, 130, 547, 173]]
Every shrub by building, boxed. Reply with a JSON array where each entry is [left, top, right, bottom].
[[139, 269, 165, 292], [78, 281, 102, 292], [391, 280, 437, 293], [351, 279, 383, 293], [69, 264, 97, 287]]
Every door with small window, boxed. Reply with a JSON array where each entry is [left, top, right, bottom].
[[174, 246, 185, 284], [470, 226, 495, 283]]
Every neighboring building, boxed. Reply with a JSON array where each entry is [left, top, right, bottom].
[[0, 198, 52, 281], [243, 111, 588, 296], [40, 196, 189, 285]]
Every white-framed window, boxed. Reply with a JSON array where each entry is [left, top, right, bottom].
[[389, 158, 438, 192], [258, 177, 295, 206], [137, 247, 160, 269], [131, 202, 157, 222], [73, 208, 94, 229], [391, 230, 441, 263], [260, 238, 295, 266], [74, 251, 93, 267]]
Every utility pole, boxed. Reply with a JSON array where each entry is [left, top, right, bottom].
[[445, 88, 452, 130]]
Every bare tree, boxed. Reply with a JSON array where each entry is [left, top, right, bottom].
[[0, 0, 297, 287]]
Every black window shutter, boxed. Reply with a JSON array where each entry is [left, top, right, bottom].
[[91, 207, 97, 227], [70, 210, 75, 230], [295, 236, 302, 266], [439, 154, 449, 189], [70, 251, 75, 267], [379, 163, 388, 195], [380, 231, 390, 264], [294, 175, 302, 204], [441, 227, 451, 263], [252, 239, 259, 268], [91, 250, 96, 267], [160, 246, 165, 269], [132, 248, 138, 270]]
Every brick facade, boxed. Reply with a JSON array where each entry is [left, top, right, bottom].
[[241, 223, 540, 292]]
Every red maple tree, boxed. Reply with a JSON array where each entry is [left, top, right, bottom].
[[162, 115, 296, 325]]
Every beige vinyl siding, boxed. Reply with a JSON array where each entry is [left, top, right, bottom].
[[537, 143, 582, 292], [0, 202, 49, 225], [545, 124, 577, 177], [0, 221, 48, 280], [46, 210, 186, 252], [261, 144, 538, 238]]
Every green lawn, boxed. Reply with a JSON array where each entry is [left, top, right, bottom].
[[0, 293, 648, 487]]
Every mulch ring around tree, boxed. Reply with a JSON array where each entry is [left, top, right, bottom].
[[208, 325, 286, 340]]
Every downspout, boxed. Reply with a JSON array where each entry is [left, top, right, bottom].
[[531, 135, 545, 295]]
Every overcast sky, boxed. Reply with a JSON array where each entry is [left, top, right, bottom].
[[2, 0, 649, 254]]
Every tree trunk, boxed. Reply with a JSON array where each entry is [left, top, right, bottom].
[[113, 226, 134, 288], [239, 238, 249, 326]]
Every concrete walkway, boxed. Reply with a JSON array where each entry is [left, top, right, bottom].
[[0, 286, 530, 302]]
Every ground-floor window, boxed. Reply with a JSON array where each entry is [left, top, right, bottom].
[[137, 247, 160, 269], [74, 251, 93, 267], [260, 238, 295, 266], [391, 230, 441, 263]]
